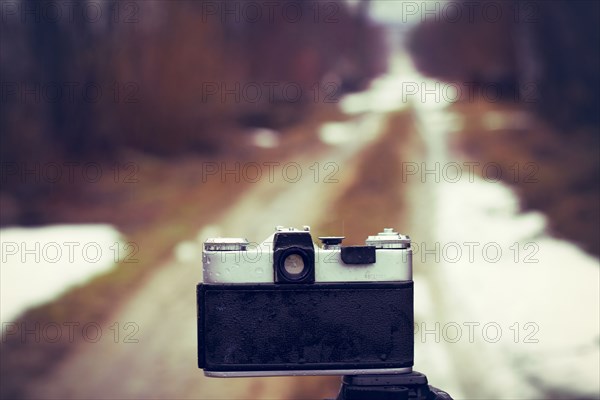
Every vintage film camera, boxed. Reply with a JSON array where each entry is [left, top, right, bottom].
[[197, 226, 451, 399]]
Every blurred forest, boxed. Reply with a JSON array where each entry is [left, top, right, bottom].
[[408, 0, 600, 256], [408, 0, 599, 131], [0, 0, 386, 225]]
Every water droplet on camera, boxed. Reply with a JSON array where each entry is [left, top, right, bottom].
[[255, 267, 264, 274], [379, 353, 388, 361]]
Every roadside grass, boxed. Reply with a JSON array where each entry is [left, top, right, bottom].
[[448, 99, 600, 257]]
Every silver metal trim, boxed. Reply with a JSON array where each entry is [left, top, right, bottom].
[[202, 247, 412, 283], [366, 228, 410, 249], [204, 238, 249, 252], [204, 367, 413, 377], [202, 226, 412, 283]]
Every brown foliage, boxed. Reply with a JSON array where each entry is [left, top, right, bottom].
[[407, 0, 600, 255], [0, 0, 388, 225]]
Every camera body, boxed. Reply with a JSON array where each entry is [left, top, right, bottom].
[[197, 226, 414, 377]]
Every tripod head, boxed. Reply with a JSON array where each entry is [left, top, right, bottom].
[[332, 371, 452, 400]]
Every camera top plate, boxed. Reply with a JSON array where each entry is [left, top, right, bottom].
[[202, 226, 412, 284]]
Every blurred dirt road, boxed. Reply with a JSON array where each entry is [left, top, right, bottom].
[[25, 117, 387, 400]]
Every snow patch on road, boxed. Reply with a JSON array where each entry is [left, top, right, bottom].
[[1, 225, 123, 326]]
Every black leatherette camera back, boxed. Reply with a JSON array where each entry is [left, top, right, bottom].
[[197, 282, 414, 371]]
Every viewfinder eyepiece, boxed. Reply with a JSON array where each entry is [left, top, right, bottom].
[[273, 231, 315, 284]]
